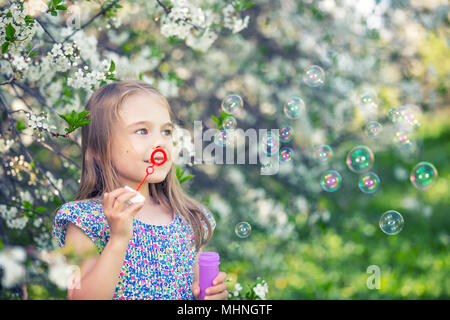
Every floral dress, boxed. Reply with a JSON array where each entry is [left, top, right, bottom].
[[52, 199, 215, 300]]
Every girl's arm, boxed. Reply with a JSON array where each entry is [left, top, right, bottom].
[[65, 222, 130, 300]]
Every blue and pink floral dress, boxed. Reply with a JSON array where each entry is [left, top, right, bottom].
[[52, 199, 215, 300]]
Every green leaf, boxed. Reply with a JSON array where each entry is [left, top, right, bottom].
[[242, 2, 255, 10], [56, 5, 67, 10], [58, 113, 74, 125], [76, 119, 91, 127], [6, 23, 16, 41], [76, 110, 90, 121], [16, 120, 27, 131], [211, 115, 220, 127], [34, 207, 46, 213], [1, 41, 9, 54], [179, 174, 195, 184], [51, 10, 57, 16], [23, 201, 33, 211], [139, 73, 143, 80], [25, 15, 34, 26], [109, 60, 115, 73]]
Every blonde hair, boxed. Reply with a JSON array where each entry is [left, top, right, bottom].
[[75, 80, 213, 250]]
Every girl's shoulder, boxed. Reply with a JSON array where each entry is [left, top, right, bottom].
[[53, 198, 107, 253]]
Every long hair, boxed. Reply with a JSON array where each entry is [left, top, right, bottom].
[[75, 80, 213, 250]]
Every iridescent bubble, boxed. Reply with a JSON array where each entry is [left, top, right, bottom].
[[320, 170, 342, 192], [235, 222, 251, 238], [389, 107, 401, 123], [214, 130, 228, 147], [260, 131, 280, 155], [358, 93, 377, 109], [303, 65, 325, 87], [279, 147, 294, 162], [314, 144, 333, 163], [379, 210, 404, 235], [283, 96, 305, 119], [393, 130, 413, 148], [221, 94, 243, 114], [394, 104, 422, 129], [410, 162, 438, 190], [358, 172, 380, 194], [365, 121, 382, 137], [279, 125, 294, 142], [223, 116, 237, 131], [346, 146, 374, 173]]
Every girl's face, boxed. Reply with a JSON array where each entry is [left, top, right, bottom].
[[110, 92, 174, 186]]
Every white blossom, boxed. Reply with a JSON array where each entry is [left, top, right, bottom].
[[0, 246, 26, 288]]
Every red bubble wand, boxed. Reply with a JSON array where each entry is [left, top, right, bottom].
[[136, 148, 167, 191]]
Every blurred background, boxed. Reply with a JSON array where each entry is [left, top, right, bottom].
[[0, 0, 449, 299]]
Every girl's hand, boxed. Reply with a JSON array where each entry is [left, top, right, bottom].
[[103, 187, 145, 242], [192, 271, 229, 300]]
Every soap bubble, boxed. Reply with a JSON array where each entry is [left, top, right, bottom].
[[303, 65, 325, 87], [283, 96, 305, 119], [379, 210, 404, 235], [279, 125, 294, 142], [346, 146, 374, 173], [393, 130, 413, 148], [359, 172, 380, 194], [365, 121, 382, 137], [235, 222, 251, 238], [320, 170, 342, 192], [279, 147, 294, 162], [214, 130, 228, 147], [410, 162, 438, 190], [260, 131, 280, 155], [221, 94, 243, 114], [358, 93, 377, 109], [391, 104, 422, 129], [223, 116, 237, 131], [314, 144, 333, 163]]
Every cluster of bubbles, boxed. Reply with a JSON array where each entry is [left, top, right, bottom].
[[226, 71, 438, 239], [388, 104, 423, 150], [214, 95, 244, 147], [235, 221, 252, 238]]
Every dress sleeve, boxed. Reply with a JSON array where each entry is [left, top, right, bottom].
[[52, 201, 108, 254], [200, 206, 216, 243]]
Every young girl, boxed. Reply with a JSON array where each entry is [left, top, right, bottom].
[[52, 80, 228, 300]]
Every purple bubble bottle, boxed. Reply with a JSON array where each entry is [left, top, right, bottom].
[[198, 252, 220, 300]]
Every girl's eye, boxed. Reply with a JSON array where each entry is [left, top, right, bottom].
[[163, 129, 172, 136], [136, 128, 148, 135]]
